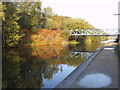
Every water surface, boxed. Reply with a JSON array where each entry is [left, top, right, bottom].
[[2, 41, 105, 88]]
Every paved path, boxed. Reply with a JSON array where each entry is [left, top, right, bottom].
[[56, 43, 118, 88], [71, 43, 118, 88]]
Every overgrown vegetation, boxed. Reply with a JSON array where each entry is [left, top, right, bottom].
[[1, 2, 107, 47], [115, 44, 120, 60], [20, 29, 69, 46], [69, 40, 79, 45]]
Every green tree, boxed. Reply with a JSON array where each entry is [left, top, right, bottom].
[[17, 2, 42, 32], [2, 2, 22, 47], [44, 7, 53, 19], [43, 7, 61, 30]]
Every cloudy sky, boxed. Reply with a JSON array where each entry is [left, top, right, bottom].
[[42, 0, 119, 29]]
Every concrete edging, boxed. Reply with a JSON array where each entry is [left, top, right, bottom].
[[55, 47, 103, 88]]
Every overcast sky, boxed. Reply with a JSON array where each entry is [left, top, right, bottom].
[[42, 0, 119, 29]]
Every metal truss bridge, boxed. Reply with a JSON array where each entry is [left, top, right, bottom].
[[70, 29, 119, 36]]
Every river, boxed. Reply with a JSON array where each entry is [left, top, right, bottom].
[[2, 38, 115, 88]]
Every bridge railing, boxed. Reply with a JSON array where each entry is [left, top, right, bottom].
[[70, 29, 118, 36]]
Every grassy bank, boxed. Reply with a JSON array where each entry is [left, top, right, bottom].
[[69, 40, 79, 45]]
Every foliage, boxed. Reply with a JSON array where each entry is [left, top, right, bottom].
[[115, 44, 120, 60], [60, 17, 95, 30], [2, 2, 22, 47], [43, 11, 95, 31], [17, 2, 42, 32], [2, 2, 107, 47], [43, 7, 61, 30], [21, 29, 69, 46], [2, 2, 43, 47], [69, 40, 79, 45], [0, 2, 4, 21]]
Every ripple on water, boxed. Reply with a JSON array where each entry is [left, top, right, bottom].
[[78, 73, 112, 88]]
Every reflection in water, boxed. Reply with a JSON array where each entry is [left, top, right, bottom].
[[79, 73, 112, 88], [43, 64, 76, 88], [2, 41, 104, 88], [69, 41, 104, 52], [69, 51, 93, 58]]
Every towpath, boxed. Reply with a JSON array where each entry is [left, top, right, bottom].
[[56, 42, 118, 88]]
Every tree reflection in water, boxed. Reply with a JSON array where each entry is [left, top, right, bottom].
[[2, 41, 103, 88]]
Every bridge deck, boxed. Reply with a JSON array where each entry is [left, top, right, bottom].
[[72, 34, 118, 36], [70, 29, 118, 36]]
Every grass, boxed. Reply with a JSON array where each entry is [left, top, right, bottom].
[[115, 44, 120, 60], [69, 40, 79, 45]]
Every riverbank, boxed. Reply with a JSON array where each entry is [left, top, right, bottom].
[[56, 42, 118, 88], [19, 29, 109, 47]]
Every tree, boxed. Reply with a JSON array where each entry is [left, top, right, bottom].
[[2, 2, 22, 47], [17, 2, 42, 32], [43, 7, 61, 30], [43, 7, 53, 19]]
